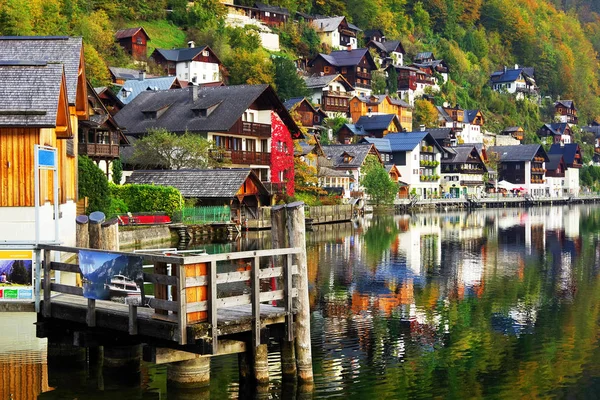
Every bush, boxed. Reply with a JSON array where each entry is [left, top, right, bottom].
[[78, 155, 110, 215], [111, 184, 184, 217]]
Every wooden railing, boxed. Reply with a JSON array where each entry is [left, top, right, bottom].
[[38, 244, 301, 352], [78, 143, 120, 158], [228, 120, 271, 137], [230, 150, 270, 165]]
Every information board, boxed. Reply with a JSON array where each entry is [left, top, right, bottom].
[[0, 249, 34, 301]]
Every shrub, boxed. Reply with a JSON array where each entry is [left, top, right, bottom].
[[78, 155, 110, 215], [111, 184, 184, 217]]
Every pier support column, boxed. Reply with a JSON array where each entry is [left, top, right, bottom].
[[281, 340, 297, 381], [167, 357, 211, 388], [253, 343, 270, 384], [103, 344, 141, 384]]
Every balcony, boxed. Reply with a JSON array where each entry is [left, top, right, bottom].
[[230, 150, 270, 165], [78, 143, 119, 158], [229, 120, 272, 138], [354, 82, 371, 89], [460, 180, 484, 186]]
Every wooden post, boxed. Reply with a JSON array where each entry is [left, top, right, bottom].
[[88, 211, 105, 250], [43, 248, 52, 318], [101, 217, 119, 251], [284, 202, 313, 385], [253, 343, 269, 384], [76, 215, 89, 248]]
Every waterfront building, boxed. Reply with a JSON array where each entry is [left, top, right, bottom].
[[440, 145, 487, 198], [547, 143, 583, 196], [487, 144, 549, 197]]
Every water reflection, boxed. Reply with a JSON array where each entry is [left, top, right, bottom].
[[2, 205, 600, 398]]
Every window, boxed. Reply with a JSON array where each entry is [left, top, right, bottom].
[[202, 50, 209, 57], [265, 11, 270, 16], [136, 37, 143, 45], [324, 66, 331, 74]]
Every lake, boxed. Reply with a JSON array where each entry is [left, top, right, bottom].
[[2, 205, 600, 399]]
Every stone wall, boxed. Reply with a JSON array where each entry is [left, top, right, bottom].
[[119, 225, 176, 250]]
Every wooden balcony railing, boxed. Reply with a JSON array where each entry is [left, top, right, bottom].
[[230, 150, 271, 165], [228, 120, 272, 138], [78, 143, 120, 158]]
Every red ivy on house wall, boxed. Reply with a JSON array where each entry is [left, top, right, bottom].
[[270, 111, 295, 196]]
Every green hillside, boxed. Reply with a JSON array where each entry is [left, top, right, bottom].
[[1, 0, 600, 141]]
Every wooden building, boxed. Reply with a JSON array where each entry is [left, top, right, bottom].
[[254, 2, 290, 26], [349, 94, 412, 131], [553, 100, 578, 124], [115, 27, 150, 60], [537, 123, 573, 145], [283, 97, 324, 134], [308, 48, 377, 96], [126, 168, 272, 220], [303, 74, 354, 118], [0, 36, 88, 246]]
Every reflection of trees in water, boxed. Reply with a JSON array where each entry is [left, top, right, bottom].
[[363, 217, 399, 268]]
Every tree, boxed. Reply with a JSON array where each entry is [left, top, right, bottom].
[[361, 164, 397, 205], [130, 128, 228, 170], [371, 70, 387, 95], [386, 67, 398, 95], [111, 159, 123, 185], [78, 155, 110, 214], [273, 57, 309, 102], [223, 49, 275, 86], [413, 99, 439, 129]]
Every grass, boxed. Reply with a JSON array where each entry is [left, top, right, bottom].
[[125, 19, 187, 55]]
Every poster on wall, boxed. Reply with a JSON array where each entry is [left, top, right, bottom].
[[78, 250, 143, 301], [0, 250, 34, 301]]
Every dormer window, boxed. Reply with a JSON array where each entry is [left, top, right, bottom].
[[202, 50, 209, 57]]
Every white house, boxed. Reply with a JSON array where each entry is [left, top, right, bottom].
[[150, 43, 222, 84], [489, 65, 538, 99], [312, 16, 360, 51]]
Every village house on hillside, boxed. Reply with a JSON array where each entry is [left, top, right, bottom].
[[440, 145, 487, 198], [487, 144, 549, 197], [114, 27, 150, 60], [553, 100, 578, 125], [548, 143, 582, 196], [0, 36, 88, 247], [126, 168, 271, 221], [364, 29, 405, 68], [150, 43, 223, 84], [490, 65, 538, 98], [411, 51, 450, 83], [114, 84, 299, 195], [109, 66, 154, 85], [312, 16, 360, 50], [362, 131, 443, 199], [500, 126, 524, 142], [537, 122, 573, 145], [349, 94, 412, 131], [283, 97, 326, 135], [337, 114, 402, 144], [303, 74, 354, 117], [389, 65, 438, 105], [309, 48, 377, 96]]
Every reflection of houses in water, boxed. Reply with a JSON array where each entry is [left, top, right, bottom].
[[396, 214, 441, 276]]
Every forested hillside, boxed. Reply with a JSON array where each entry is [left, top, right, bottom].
[[1, 0, 600, 133]]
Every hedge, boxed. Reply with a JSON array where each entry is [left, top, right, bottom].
[[111, 183, 183, 217]]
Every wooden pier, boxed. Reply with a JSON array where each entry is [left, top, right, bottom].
[[36, 203, 314, 390]]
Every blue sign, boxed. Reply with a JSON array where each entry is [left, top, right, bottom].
[[18, 289, 33, 299], [38, 148, 56, 168]]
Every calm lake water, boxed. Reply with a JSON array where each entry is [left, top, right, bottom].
[[2, 205, 600, 399]]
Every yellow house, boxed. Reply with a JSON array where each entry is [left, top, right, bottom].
[[0, 37, 88, 246], [350, 94, 412, 131]]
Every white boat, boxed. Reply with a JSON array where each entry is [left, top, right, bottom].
[[104, 274, 141, 297]]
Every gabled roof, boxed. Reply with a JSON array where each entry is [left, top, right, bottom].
[[303, 73, 354, 91], [360, 137, 391, 153], [502, 126, 523, 133], [488, 144, 547, 162], [126, 168, 269, 198], [548, 143, 580, 165], [364, 29, 385, 38], [436, 106, 453, 123], [313, 16, 346, 32], [356, 114, 400, 132], [339, 123, 367, 136], [384, 131, 442, 152], [554, 100, 577, 111], [283, 97, 310, 111], [114, 84, 299, 136], [313, 48, 376, 69], [415, 51, 434, 61], [464, 109, 482, 124], [152, 45, 219, 63], [427, 128, 455, 142], [115, 27, 150, 40], [0, 62, 66, 127], [383, 40, 404, 54], [582, 125, 600, 138], [109, 67, 153, 82], [539, 123, 570, 136], [117, 76, 179, 104], [254, 2, 289, 15], [545, 153, 564, 171], [320, 144, 377, 168], [490, 67, 534, 84], [444, 146, 486, 170], [0, 36, 83, 105]]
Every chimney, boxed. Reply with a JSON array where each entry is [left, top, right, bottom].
[[420, 124, 425, 131], [514, 63, 519, 69], [367, 107, 372, 117], [138, 70, 146, 81], [188, 40, 195, 48], [190, 84, 198, 102], [347, 44, 352, 52], [503, 65, 507, 73]]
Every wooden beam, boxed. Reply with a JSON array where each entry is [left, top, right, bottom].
[[208, 260, 218, 354], [284, 253, 294, 342], [145, 340, 246, 364], [128, 304, 138, 335], [43, 249, 51, 318], [177, 264, 187, 345], [148, 297, 179, 312], [37, 244, 185, 264], [50, 262, 81, 273], [144, 272, 178, 286], [86, 298, 96, 327], [50, 283, 83, 296], [252, 256, 260, 348]]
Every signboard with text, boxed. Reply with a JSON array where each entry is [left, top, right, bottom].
[[0, 250, 34, 301]]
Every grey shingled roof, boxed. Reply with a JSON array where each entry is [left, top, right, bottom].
[[356, 114, 400, 132], [126, 168, 267, 198], [317, 48, 372, 68], [313, 16, 345, 32], [153, 46, 208, 62], [115, 27, 150, 40], [114, 84, 297, 135], [109, 67, 151, 81], [383, 40, 404, 54], [444, 146, 485, 169], [488, 145, 546, 162], [254, 2, 289, 15], [117, 76, 178, 104], [283, 97, 304, 110], [0, 36, 83, 105], [321, 144, 375, 168], [554, 100, 577, 111], [427, 128, 454, 141], [0, 62, 64, 127], [545, 153, 563, 171]]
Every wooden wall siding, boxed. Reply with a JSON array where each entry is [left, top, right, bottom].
[[0, 127, 75, 207]]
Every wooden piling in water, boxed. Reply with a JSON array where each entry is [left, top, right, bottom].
[[271, 202, 314, 385]]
